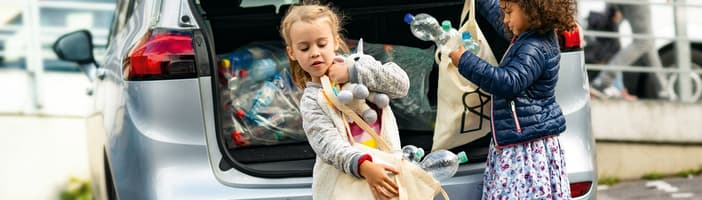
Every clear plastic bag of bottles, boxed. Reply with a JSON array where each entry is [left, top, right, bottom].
[[218, 42, 306, 148], [347, 39, 436, 131]]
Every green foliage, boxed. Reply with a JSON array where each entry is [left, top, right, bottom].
[[641, 172, 665, 180], [675, 165, 702, 177], [60, 176, 92, 200], [676, 169, 697, 177], [597, 176, 619, 186]]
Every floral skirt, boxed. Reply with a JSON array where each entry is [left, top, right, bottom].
[[482, 136, 571, 200]]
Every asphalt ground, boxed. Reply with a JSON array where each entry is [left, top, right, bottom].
[[598, 175, 702, 200]]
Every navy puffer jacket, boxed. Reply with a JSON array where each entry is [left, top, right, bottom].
[[457, 0, 566, 147]]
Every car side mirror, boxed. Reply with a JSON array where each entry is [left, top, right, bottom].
[[53, 30, 100, 82], [53, 30, 96, 64]]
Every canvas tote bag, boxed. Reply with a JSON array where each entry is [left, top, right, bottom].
[[318, 76, 449, 200], [432, 0, 500, 151]]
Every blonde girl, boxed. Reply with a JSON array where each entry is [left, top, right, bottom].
[[280, 3, 410, 199]]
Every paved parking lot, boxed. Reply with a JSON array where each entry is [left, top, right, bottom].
[[598, 175, 702, 200]]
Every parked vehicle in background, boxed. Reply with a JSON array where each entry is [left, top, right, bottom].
[[53, 0, 596, 199]]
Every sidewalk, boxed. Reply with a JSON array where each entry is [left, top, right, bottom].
[[0, 70, 91, 199], [0, 115, 89, 200]]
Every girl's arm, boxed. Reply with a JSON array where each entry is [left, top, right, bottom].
[[300, 93, 366, 178], [477, 0, 512, 40], [349, 61, 409, 99], [456, 43, 545, 97]]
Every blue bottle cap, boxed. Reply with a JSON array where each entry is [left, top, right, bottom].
[[462, 32, 472, 40], [403, 13, 415, 24]]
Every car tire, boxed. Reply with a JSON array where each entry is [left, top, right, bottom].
[[624, 44, 702, 99]]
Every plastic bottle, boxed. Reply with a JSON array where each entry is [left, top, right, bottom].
[[401, 145, 425, 165], [462, 32, 480, 54], [419, 150, 469, 181], [404, 13, 444, 43], [404, 13, 461, 53], [247, 58, 278, 82], [226, 44, 289, 93], [224, 47, 260, 72], [238, 81, 277, 123], [245, 123, 286, 145], [440, 20, 462, 53]]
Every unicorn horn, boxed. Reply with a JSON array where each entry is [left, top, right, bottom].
[[357, 38, 364, 55]]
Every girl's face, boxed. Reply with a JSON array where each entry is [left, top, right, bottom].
[[286, 18, 339, 83], [500, 1, 529, 36]]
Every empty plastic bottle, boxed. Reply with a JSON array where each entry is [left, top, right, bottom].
[[420, 150, 469, 181], [440, 20, 462, 53], [462, 32, 480, 54], [404, 13, 444, 43], [223, 47, 263, 71], [247, 58, 278, 82], [240, 82, 277, 123], [401, 145, 425, 164], [225, 44, 289, 93], [245, 123, 287, 145], [404, 13, 461, 53]]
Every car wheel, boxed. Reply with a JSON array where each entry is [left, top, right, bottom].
[[625, 44, 702, 100]]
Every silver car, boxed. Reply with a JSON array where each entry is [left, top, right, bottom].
[[52, 0, 596, 199]]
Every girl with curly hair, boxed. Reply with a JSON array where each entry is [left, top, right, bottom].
[[448, 0, 577, 199]]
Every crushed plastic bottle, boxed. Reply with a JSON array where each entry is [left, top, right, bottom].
[[222, 43, 290, 93], [219, 42, 306, 148], [419, 150, 469, 181], [404, 13, 462, 54], [462, 32, 480, 54], [248, 58, 278, 82], [401, 145, 425, 165], [237, 81, 277, 123]]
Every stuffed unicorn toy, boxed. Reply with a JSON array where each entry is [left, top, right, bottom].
[[333, 39, 390, 124]]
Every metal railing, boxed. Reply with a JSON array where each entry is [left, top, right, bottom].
[[581, 0, 702, 102]]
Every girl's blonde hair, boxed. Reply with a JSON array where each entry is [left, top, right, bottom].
[[280, 3, 349, 88]]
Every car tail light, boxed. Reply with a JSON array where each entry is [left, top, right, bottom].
[[124, 29, 197, 80], [570, 181, 592, 197], [559, 25, 583, 51]]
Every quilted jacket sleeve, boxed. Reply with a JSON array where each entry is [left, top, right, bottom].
[[477, 0, 512, 40], [457, 42, 545, 97]]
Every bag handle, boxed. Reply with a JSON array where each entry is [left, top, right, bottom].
[[460, 0, 476, 28], [435, 0, 477, 65], [320, 76, 393, 152]]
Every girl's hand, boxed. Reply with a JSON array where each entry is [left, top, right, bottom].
[[328, 57, 349, 83], [360, 161, 399, 200], [449, 45, 467, 66]]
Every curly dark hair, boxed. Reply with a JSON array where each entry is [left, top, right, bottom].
[[502, 0, 578, 34]]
